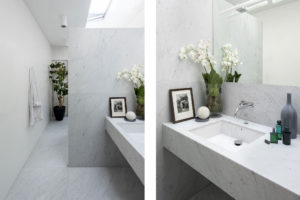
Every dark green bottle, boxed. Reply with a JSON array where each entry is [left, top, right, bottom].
[[276, 120, 282, 140], [270, 128, 278, 143], [283, 126, 291, 145]]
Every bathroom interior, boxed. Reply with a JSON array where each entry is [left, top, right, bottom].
[[1, 0, 300, 199], [0, 0, 144, 199], [157, 0, 300, 199]]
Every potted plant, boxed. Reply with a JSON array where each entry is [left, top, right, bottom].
[[49, 62, 68, 121], [221, 44, 242, 83], [117, 64, 144, 119], [179, 40, 223, 116]]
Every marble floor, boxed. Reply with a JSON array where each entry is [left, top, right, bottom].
[[6, 119, 144, 200]]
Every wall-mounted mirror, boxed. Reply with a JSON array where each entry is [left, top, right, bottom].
[[213, 0, 300, 86]]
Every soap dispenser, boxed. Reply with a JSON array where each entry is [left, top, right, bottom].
[[281, 93, 297, 139]]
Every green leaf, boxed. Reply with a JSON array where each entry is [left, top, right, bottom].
[[234, 71, 242, 82]]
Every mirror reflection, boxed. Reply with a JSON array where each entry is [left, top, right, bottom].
[[214, 0, 300, 86]]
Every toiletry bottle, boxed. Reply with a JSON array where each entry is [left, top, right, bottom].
[[283, 126, 291, 145], [281, 93, 297, 139], [270, 128, 278, 143], [276, 120, 282, 140]]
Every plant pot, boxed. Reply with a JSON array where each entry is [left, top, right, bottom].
[[53, 106, 65, 121], [206, 84, 222, 117]]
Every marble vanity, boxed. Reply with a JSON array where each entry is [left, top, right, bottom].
[[105, 117, 144, 184], [163, 115, 300, 200]]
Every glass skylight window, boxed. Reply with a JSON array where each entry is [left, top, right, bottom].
[[87, 0, 112, 22]]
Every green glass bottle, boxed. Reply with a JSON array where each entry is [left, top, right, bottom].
[[270, 128, 278, 143], [276, 120, 282, 140]]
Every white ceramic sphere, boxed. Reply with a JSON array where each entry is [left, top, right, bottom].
[[197, 106, 210, 119], [126, 111, 136, 121]]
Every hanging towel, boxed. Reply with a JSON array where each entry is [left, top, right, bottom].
[[29, 67, 43, 126]]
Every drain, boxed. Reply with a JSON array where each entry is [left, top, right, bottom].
[[234, 140, 242, 146]]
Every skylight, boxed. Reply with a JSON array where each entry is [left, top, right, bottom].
[[87, 0, 112, 22]]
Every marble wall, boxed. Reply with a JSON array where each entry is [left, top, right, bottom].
[[156, 0, 227, 199], [68, 28, 144, 167], [222, 83, 300, 136]]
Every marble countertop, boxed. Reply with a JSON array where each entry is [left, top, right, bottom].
[[163, 115, 300, 199], [105, 117, 144, 184]]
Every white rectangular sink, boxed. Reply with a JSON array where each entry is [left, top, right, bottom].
[[118, 123, 144, 134], [190, 120, 265, 152]]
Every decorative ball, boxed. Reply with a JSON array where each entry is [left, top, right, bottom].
[[197, 106, 210, 119], [126, 111, 136, 121]]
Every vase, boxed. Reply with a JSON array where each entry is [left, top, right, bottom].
[[206, 84, 222, 117], [134, 85, 144, 119], [281, 93, 297, 139]]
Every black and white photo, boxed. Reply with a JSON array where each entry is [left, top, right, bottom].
[[109, 97, 127, 118], [113, 100, 123, 112], [176, 94, 189, 113], [169, 88, 195, 123]]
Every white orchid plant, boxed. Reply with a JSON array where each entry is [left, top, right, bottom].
[[117, 64, 144, 117], [117, 64, 144, 88], [221, 44, 242, 82], [179, 40, 223, 114], [179, 40, 223, 94], [179, 40, 217, 73]]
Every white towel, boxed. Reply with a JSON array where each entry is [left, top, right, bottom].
[[29, 67, 43, 126]]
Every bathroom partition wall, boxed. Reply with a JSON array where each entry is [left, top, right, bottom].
[[68, 28, 144, 167]]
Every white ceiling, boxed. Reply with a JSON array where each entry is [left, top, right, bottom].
[[24, 0, 144, 46], [24, 0, 91, 46]]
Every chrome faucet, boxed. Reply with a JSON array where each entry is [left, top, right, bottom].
[[234, 101, 254, 118]]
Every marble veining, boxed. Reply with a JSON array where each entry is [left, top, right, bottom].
[[6, 119, 144, 200], [163, 115, 300, 200], [68, 28, 144, 167], [105, 117, 144, 184]]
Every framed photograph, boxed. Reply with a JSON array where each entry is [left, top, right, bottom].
[[169, 88, 195, 123], [109, 97, 127, 118]]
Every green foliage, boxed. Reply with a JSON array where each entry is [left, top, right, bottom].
[[233, 71, 242, 82], [202, 68, 223, 86], [225, 70, 242, 83], [49, 62, 68, 107]]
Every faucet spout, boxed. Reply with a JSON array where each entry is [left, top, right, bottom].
[[234, 101, 254, 118]]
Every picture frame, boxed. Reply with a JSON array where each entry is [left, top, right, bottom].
[[109, 97, 127, 118], [169, 88, 195, 123]]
